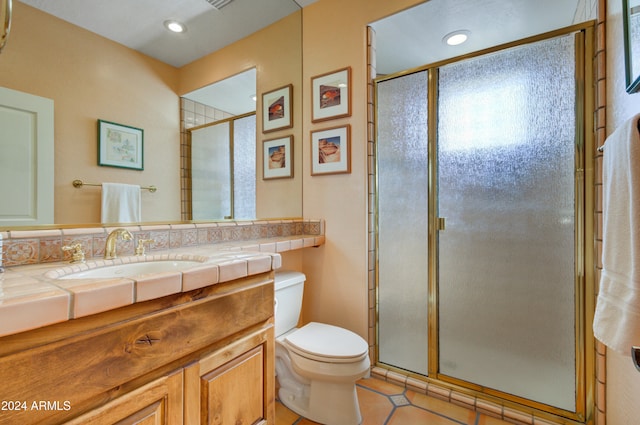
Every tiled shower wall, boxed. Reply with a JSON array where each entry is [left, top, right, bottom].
[[594, 1, 607, 423], [179, 98, 233, 220]]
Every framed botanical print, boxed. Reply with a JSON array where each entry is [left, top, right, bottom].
[[98, 119, 143, 170]]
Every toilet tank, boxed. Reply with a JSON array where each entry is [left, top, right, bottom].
[[274, 270, 306, 337]]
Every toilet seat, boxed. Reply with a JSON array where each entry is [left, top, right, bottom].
[[283, 322, 369, 363]]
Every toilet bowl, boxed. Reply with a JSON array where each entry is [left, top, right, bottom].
[[274, 271, 370, 425]]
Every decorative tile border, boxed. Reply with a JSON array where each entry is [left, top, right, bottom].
[[371, 367, 560, 425], [1, 219, 324, 268]]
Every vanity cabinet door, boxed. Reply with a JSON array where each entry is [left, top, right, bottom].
[[64, 369, 183, 425], [184, 325, 275, 425]]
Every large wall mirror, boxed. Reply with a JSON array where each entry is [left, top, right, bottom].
[[183, 68, 258, 220], [624, 0, 640, 93], [0, 0, 303, 228], [177, 5, 304, 221]]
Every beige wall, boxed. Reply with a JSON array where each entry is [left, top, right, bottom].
[[299, 0, 423, 339], [605, 0, 640, 423], [0, 2, 181, 224]]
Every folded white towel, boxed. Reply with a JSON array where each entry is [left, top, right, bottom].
[[593, 113, 640, 354], [101, 183, 141, 224]]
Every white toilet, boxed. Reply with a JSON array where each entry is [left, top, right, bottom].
[[274, 271, 370, 425]]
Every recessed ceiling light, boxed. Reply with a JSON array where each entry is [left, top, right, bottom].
[[443, 30, 470, 46], [164, 20, 186, 33]]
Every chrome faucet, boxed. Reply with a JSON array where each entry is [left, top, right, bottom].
[[104, 228, 133, 260]]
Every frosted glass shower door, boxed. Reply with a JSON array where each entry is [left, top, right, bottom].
[[192, 122, 231, 220], [233, 114, 256, 219], [437, 35, 577, 410], [377, 71, 429, 375], [191, 114, 256, 220]]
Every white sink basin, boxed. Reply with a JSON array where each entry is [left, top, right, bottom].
[[58, 260, 203, 280]]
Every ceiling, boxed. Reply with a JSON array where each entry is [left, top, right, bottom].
[[18, 0, 594, 113], [185, 68, 257, 115], [19, 0, 316, 68], [371, 0, 591, 75], [19, 0, 592, 72]]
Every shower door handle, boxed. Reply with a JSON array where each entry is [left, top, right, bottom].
[[437, 217, 446, 231]]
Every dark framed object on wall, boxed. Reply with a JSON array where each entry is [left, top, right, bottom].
[[310, 125, 351, 175], [311, 67, 351, 122], [98, 119, 144, 170], [623, 0, 640, 93], [263, 135, 293, 179], [262, 84, 293, 133]]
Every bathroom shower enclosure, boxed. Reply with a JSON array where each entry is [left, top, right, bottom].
[[375, 24, 594, 422], [190, 113, 256, 220]]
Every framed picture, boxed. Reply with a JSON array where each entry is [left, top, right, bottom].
[[98, 120, 143, 170], [311, 67, 351, 122], [310, 125, 350, 175], [262, 84, 293, 133], [263, 135, 293, 179], [623, 0, 640, 93]]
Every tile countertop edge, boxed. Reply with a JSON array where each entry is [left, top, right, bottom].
[[0, 234, 324, 338]]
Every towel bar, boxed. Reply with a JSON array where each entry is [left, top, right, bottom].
[[599, 118, 640, 152], [72, 179, 157, 193]]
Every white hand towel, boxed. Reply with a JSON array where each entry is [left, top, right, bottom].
[[101, 183, 141, 224], [593, 113, 640, 354]]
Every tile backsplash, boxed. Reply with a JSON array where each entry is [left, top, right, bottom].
[[0, 219, 323, 268]]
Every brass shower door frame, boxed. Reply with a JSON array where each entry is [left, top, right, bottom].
[[374, 22, 596, 424], [187, 111, 256, 220]]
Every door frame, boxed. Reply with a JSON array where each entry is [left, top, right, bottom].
[[0, 87, 54, 227], [373, 22, 596, 424]]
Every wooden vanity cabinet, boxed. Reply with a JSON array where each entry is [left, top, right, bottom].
[[64, 369, 184, 425], [184, 325, 274, 425], [0, 272, 275, 425]]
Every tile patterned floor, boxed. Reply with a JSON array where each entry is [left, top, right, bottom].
[[276, 377, 514, 425]]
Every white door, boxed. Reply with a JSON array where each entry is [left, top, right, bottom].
[[0, 87, 54, 226]]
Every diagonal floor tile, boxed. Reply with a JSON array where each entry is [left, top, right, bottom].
[[388, 405, 464, 424], [356, 385, 394, 425]]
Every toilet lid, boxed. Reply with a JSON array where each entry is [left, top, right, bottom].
[[284, 322, 368, 361]]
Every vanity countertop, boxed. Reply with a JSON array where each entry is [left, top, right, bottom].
[[0, 233, 324, 338]]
